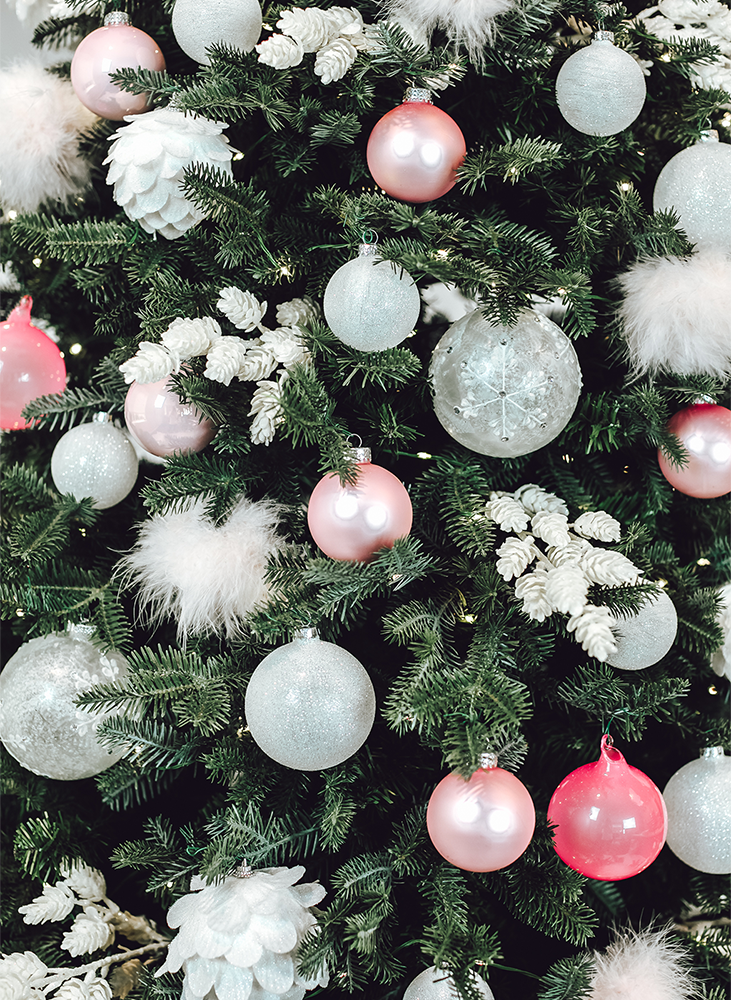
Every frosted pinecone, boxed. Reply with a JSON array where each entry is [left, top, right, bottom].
[[236, 342, 279, 382], [711, 581, 731, 681], [580, 549, 641, 587], [156, 866, 328, 1000], [275, 297, 320, 329], [260, 328, 309, 368], [515, 484, 569, 516], [204, 338, 249, 386], [18, 883, 76, 924], [119, 342, 177, 384], [325, 6, 367, 44], [572, 511, 621, 542], [162, 317, 222, 361], [217, 288, 268, 332], [249, 378, 286, 445], [545, 564, 588, 617], [256, 33, 305, 68], [485, 494, 530, 533], [61, 908, 115, 957], [515, 565, 553, 621], [566, 605, 617, 661], [54, 981, 112, 1000], [315, 36, 358, 83], [546, 537, 592, 567], [495, 536, 537, 581], [277, 7, 333, 50], [104, 108, 234, 241], [0, 953, 48, 993], [531, 511, 571, 547]]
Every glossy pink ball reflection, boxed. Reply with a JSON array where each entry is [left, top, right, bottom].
[[71, 23, 165, 120], [0, 297, 66, 430], [124, 376, 217, 457], [548, 736, 667, 881], [426, 765, 536, 871], [658, 403, 731, 499], [366, 100, 466, 203], [307, 460, 412, 562]]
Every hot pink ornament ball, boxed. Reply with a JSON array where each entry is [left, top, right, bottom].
[[71, 12, 165, 120], [124, 376, 217, 458], [307, 448, 412, 562], [426, 757, 536, 872], [547, 735, 667, 881], [366, 90, 466, 203], [658, 403, 731, 499], [0, 297, 66, 431]]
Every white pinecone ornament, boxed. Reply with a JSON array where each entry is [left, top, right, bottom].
[[157, 865, 328, 1000], [104, 108, 234, 240]]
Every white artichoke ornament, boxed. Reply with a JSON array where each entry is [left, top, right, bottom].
[[156, 865, 328, 1000], [104, 107, 234, 240]]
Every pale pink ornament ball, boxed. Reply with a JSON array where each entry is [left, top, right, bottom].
[[658, 403, 731, 499], [0, 297, 66, 431], [124, 376, 217, 458]]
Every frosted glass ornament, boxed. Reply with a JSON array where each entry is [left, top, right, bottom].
[[663, 747, 731, 874], [0, 296, 66, 431], [172, 0, 263, 64], [430, 308, 582, 458], [404, 967, 495, 1000], [607, 590, 678, 670], [51, 413, 139, 509], [124, 376, 217, 457], [658, 403, 731, 499], [555, 32, 646, 136], [244, 628, 376, 770], [653, 130, 731, 252], [0, 626, 129, 780], [323, 243, 421, 352]]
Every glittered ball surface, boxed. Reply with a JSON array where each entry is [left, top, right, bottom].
[[426, 764, 536, 872], [172, 0, 262, 63], [323, 252, 421, 352], [366, 99, 466, 203], [0, 297, 66, 431], [653, 136, 731, 252], [663, 748, 731, 874], [430, 309, 582, 458], [0, 630, 129, 780], [555, 38, 646, 136], [244, 631, 376, 770], [658, 403, 731, 499], [70, 21, 165, 120], [124, 376, 217, 457], [547, 736, 667, 880], [607, 591, 678, 671], [51, 419, 139, 509], [404, 967, 495, 1000]]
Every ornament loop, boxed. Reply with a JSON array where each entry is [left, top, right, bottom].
[[92, 411, 114, 423], [361, 230, 378, 245], [701, 746, 726, 758], [66, 620, 97, 640], [104, 11, 132, 25], [294, 626, 319, 641], [699, 129, 719, 143]]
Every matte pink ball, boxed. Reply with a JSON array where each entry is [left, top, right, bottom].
[[547, 735, 667, 880], [426, 765, 536, 871], [71, 23, 165, 120], [657, 403, 731, 499], [124, 376, 217, 457], [307, 460, 412, 562], [366, 100, 466, 203], [0, 297, 66, 431]]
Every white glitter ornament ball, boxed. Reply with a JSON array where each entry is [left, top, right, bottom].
[[403, 967, 494, 1000], [653, 131, 731, 252], [51, 414, 139, 509], [323, 244, 421, 352], [555, 32, 646, 136], [172, 0, 263, 64], [245, 628, 376, 770], [663, 747, 731, 874], [607, 590, 678, 671], [0, 626, 129, 780], [430, 308, 582, 457]]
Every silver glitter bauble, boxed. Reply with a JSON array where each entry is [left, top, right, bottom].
[[430, 308, 582, 457], [607, 590, 678, 670], [323, 245, 421, 352], [51, 415, 138, 509], [555, 34, 646, 136], [0, 627, 130, 780], [245, 628, 376, 770], [172, 0, 262, 64], [404, 967, 494, 1000], [653, 131, 731, 252], [663, 747, 731, 874]]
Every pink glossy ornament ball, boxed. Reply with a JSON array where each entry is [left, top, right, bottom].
[[0, 297, 66, 431], [366, 91, 466, 203], [426, 759, 536, 872], [307, 448, 412, 562], [71, 13, 165, 120], [124, 376, 217, 457], [548, 735, 667, 880], [658, 403, 731, 499]]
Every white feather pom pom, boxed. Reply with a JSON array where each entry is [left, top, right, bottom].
[[589, 926, 700, 1000], [616, 251, 731, 379], [377, 0, 514, 61], [116, 495, 286, 642], [0, 62, 97, 214]]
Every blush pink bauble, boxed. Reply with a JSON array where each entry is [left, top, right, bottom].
[[426, 758, 536, 872], [547, 735, 667, 881], [0, 297, 66, 431], [658, 403, 731, 499], [124, 376, 217, 457]]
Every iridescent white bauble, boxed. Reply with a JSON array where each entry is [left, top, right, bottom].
[[607, 591, 678, 670], [172, 0, 263, 64], [0, 626, 129, 780], [653, 131, 731, 252], [403, 967, 494, 1000], [245, 628, 376, 770], [323, 244, 421, 352], [51, 414, 139, 509], [555, 33, 646, 136], [663, 747, 731, 874], [430, 308, 582, 457]]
